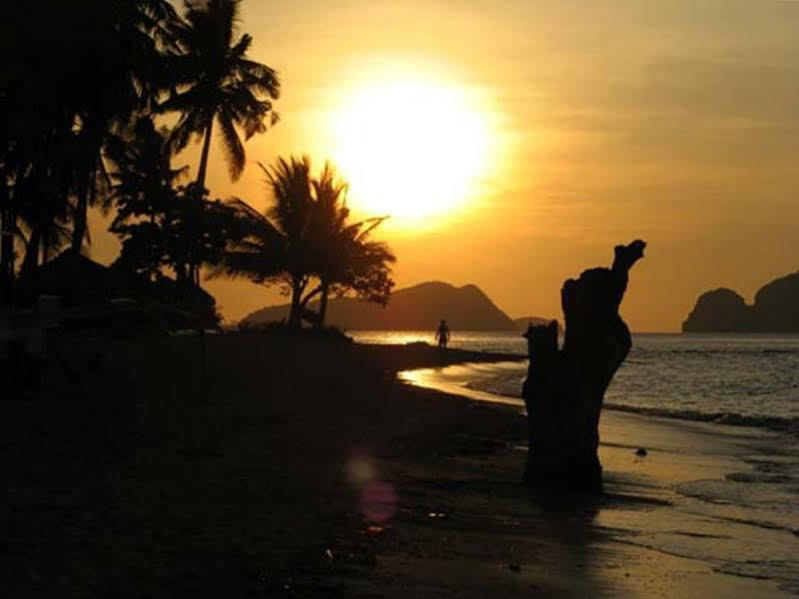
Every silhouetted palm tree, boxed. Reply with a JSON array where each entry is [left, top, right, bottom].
[[12, 123, 81, 277], [308, 164, 395, 328], [211, 156, 314, 328], [108, 117, 188, 280], [214, 157, 395, 330], [16, 152, 73, 275], [212, 197, 284, 282], [160, 0, 280, 189], [261, 156, 313, 328], [0, 0, 181, 275], [66, 0, 181, 253]]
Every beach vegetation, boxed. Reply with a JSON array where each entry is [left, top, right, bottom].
[[1, 1, 283, 306], [214, 156, 395, 330], [0, 1, 393, 333], [156, 0, 280, 189]]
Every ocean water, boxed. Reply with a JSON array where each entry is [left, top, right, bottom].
[[352, 331, 799, 433], [353, 330, 799, 594]]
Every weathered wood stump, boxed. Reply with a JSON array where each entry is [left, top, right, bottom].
[[522, 240, 646, 491]]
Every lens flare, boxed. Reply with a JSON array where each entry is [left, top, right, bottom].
[[360, 482, 398, 523]]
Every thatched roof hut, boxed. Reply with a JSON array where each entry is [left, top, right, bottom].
[[17, 251, 127, 307], [16, 251, 219, 329]]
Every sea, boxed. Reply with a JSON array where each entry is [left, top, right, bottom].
[[351, 331, 799, 433], [351, 331, 799, 594]]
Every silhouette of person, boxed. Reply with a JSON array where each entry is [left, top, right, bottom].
[[435, 319, 450, 350]]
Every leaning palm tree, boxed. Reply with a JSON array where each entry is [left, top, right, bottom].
[[211, 156, 316, 328], [308, 164, 395, 328], [248, 156, 314, 329], [159, 0, 280, 189], [213, 157, 395, 330], [212, 197, 285, 284]]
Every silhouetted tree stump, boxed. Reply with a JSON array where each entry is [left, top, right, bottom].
[[522, 240, 646, 491]]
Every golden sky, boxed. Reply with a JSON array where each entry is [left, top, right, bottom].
[[92, 0, 799, 331]]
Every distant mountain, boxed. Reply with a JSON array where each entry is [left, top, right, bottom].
[[512, 316, 563, 334], [242, 281, 517, 331], [683, 272, 799, 333]]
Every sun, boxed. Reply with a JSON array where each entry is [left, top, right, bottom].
[[328, 72, 494, 225]]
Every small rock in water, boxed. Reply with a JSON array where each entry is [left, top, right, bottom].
[[635, 447, 648, 457]]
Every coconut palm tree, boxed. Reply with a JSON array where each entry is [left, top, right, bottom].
[[107, 117, 189, 281], [159, 0, 280, 189], [213, 157, 395, 330], [260, 156, 313, 328], [66, 0, 182, 253], [17, 160, 73, 275], [0, 0, 181, 266], [308, 164, 395, 328], [211, 197, 285, 284], [211, 156, 315, 328], [0, 0, 181, 307]]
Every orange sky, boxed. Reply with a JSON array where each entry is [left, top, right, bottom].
[[91, 0, 799, 332]]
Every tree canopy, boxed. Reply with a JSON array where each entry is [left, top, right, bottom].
[[1, 2, 395, 333], [215, 157, 395, 329]]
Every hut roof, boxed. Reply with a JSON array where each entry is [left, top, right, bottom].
[[18, 251, 122, 307]]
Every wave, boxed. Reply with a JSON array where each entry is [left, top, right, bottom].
[[463, 377, 799, 436], [639, 348, 799, 356], [602, 402, 799, 436], [699, 511, 798, 536]]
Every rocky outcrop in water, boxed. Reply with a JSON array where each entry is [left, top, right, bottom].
[[682, 288, 755, 332], [683, 272, 799, 333]]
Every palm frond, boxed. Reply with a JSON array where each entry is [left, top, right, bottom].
[[155, 0, 279, 184], [217, 110, 245, 180]]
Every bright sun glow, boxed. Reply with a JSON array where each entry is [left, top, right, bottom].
[[329, 73, 494, 225]]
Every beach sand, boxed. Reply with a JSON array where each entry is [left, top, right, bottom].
[[0, 333, 793, 597]]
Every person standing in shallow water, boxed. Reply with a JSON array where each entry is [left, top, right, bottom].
[[435, 319, 450, 350]]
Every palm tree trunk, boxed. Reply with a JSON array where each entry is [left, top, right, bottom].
[[70, 179, 89, 254], [149, 210, 157, 282], [176, 262, 188, 282], [317, 280, 330, 330], [42, 234, 49, 264], [71, 168, 97, 255], [0, 199, 15, 305], [195, 118, 214, 189], [21, 227, 41, 277], [289, 275, 303, 330]]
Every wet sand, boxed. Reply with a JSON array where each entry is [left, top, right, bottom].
[[398, 365, 799, 597], [0, 333, 793, 597]]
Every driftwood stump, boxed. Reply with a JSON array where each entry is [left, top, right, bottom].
[[522, 240, 646, 491]]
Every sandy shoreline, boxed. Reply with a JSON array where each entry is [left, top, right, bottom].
[[400, 362, 798, 597], [1, 334, 794, 597]]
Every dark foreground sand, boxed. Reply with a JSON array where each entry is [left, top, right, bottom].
[[0, 333, 791, 597]]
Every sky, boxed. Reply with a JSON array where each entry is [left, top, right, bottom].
[[91, 0, 799, 331]]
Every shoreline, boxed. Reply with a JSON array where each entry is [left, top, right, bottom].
[[1, 334, 795, 597], [397, 356, 799, 596], [399, 356, 799, 438]]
